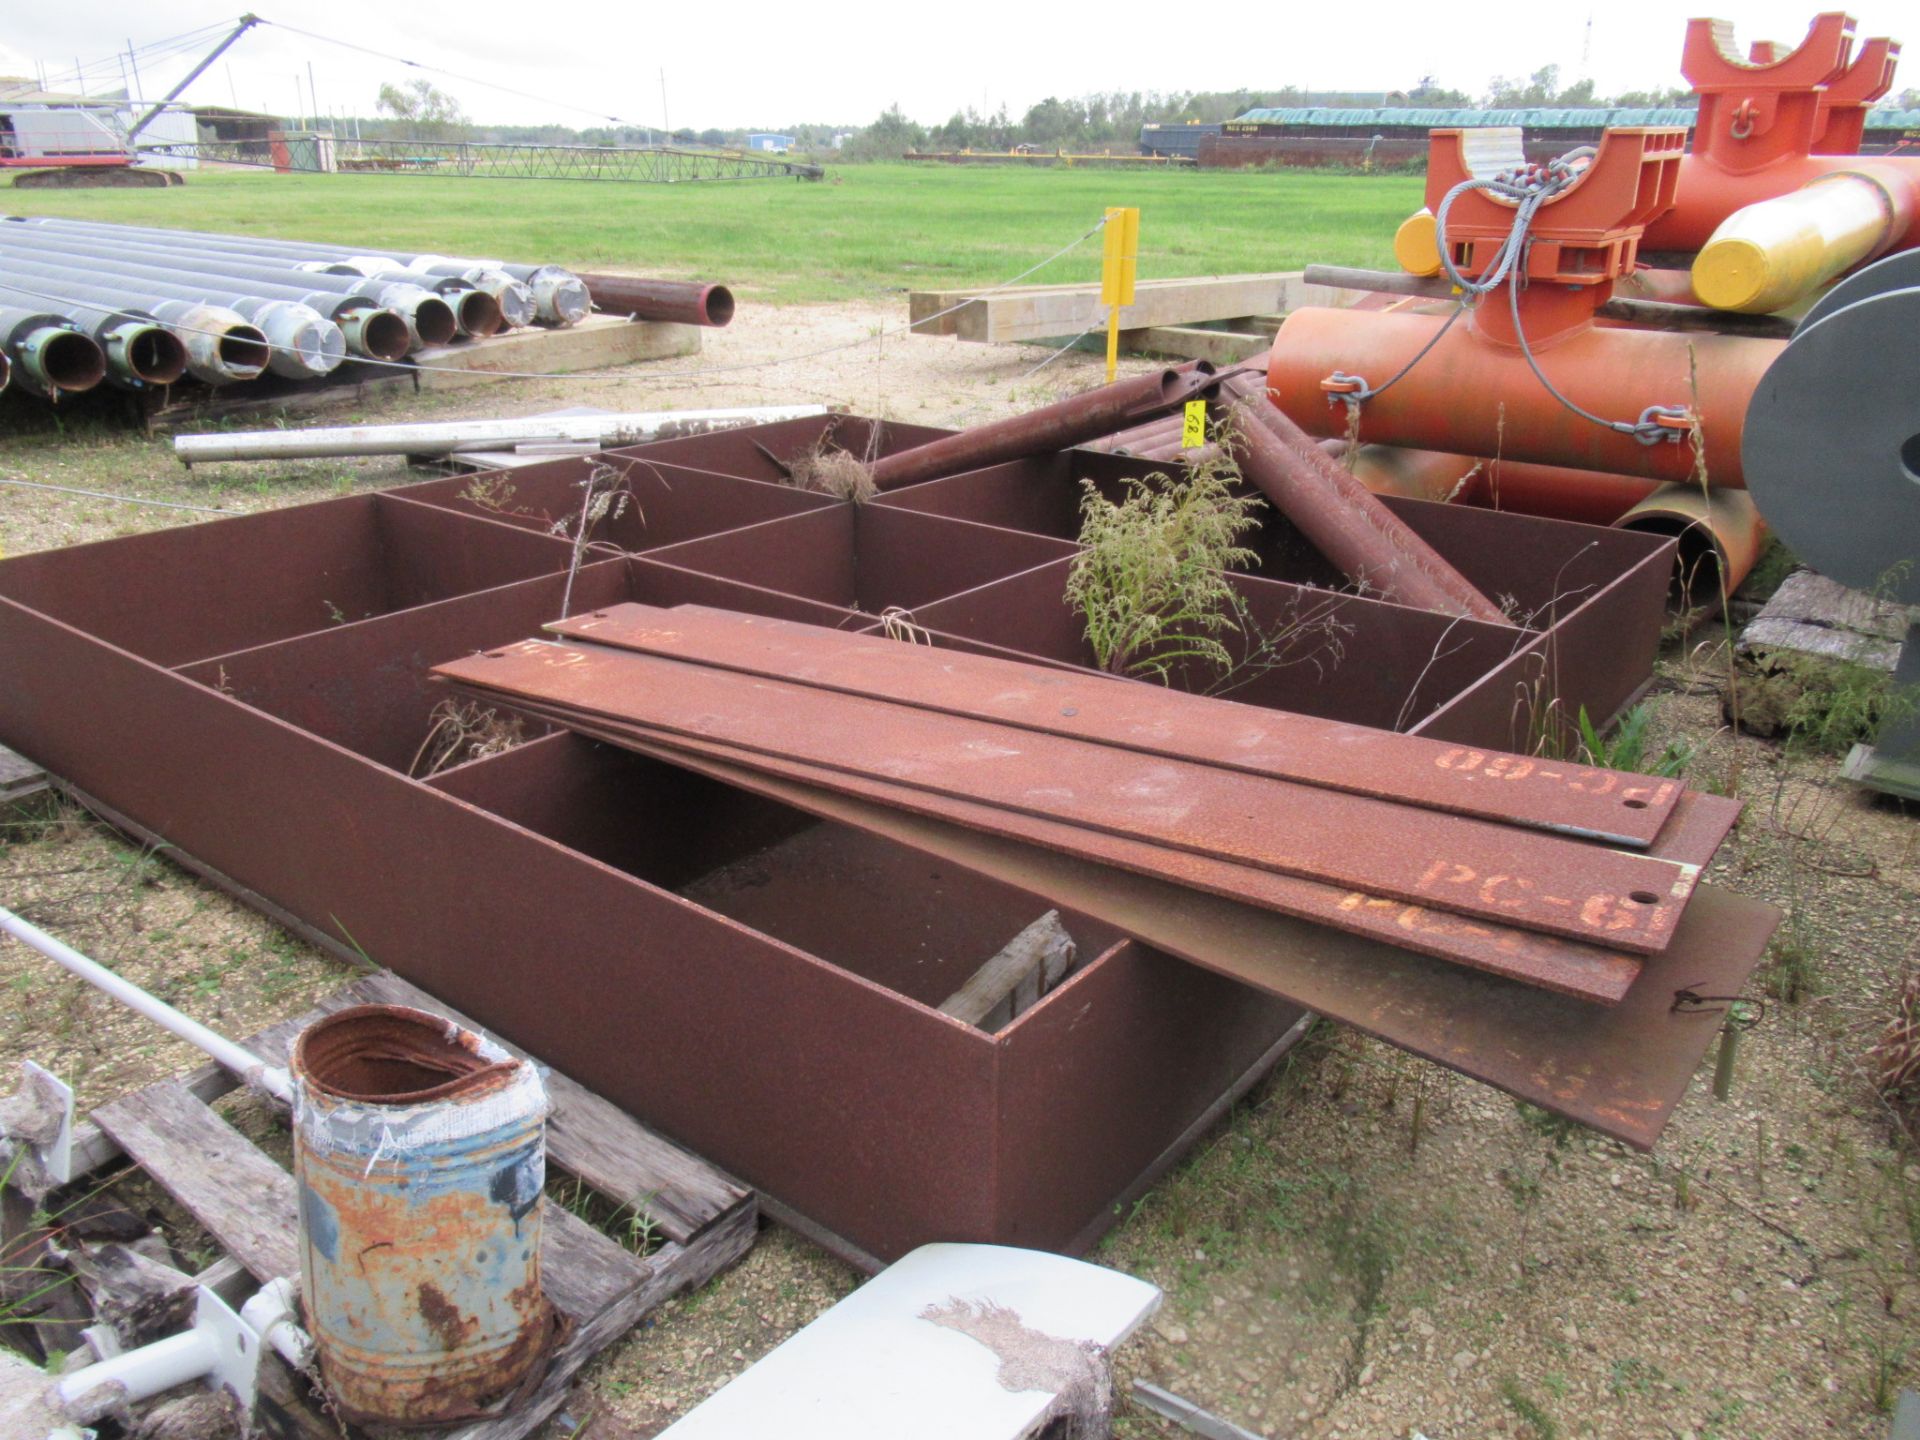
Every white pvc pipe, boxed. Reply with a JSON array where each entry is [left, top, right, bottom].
[[242, 1277, 315, 1370], [56, 1328, 217, 1412], [173, 404, 831, 463], [0, 907, 293, 1104]]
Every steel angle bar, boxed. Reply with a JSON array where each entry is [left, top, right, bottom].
[[545, 603, 1687, 846], [440, 641, 1701, 952], [540, 722, 1780, 1147], [492, 701, 1645, 1003]]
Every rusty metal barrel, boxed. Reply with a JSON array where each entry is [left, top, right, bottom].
[[291, 1004, 554, 1427]]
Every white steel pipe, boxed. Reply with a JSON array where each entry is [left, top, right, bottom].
[[174, 405, 832, 463], [0, 907, 292, 1103]]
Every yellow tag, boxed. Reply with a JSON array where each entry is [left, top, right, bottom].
[[1181, 400, 1207, 450]]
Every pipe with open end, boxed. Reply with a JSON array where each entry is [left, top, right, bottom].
[[0, 307, 105, 399], [0, 236, 451, 353], [0, 289, 182, 390], [0, 251, 382, 372], [1, 218, 575, 328], [0, 262, 306, 381], [579, 272, 736, 327]]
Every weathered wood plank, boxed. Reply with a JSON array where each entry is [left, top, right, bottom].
[[1739, 569, 1910, 672], [0, 743, 48, 803], [93, 1081, 301, 1283], [938, 910, 1076, 1030], [1121, 325, 1271, 366], [436, 1200, 758, 1440]]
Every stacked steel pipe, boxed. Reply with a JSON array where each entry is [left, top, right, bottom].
[[0, 215, 640, 402]]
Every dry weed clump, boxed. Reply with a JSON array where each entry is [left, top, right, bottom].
[[788, 446, 877, 503], [409, 700, 528, 778]]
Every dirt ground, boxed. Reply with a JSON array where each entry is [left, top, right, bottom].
[[1, 302, 1916, 1440]]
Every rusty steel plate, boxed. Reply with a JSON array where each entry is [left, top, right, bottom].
[[510, 704, 1647, 1003], [439, 639, 1700, 954], [547, 603, 1685, 847], [564, 730, 1780, 1149]]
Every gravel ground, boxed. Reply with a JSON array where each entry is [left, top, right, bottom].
[[0, 304, 1914, 1440]]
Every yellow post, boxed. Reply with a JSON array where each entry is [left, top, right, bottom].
[[1100, 206, 1139, 385]]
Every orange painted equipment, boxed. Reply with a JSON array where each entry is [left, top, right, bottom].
[[1268, 127, 1784, 487], [1640, 13, 1919, 255]]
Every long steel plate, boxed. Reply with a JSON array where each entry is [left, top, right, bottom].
[[439, 639, 1698, 952], [547, 603, 1684, 845]]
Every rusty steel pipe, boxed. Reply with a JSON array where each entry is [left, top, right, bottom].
[[1267, 306, 1783, 487], [1340, 444, 1765, 598], [1079, 415, 1183, 455], [1216, 377, 1505, 623], [868, 364, 1219, 491], [579, 273, 736, 328]]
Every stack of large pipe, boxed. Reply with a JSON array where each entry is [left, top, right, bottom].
[[0, 216, 617, 403]]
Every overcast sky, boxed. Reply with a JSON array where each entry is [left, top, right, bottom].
[[0, 3, 1909, 132]]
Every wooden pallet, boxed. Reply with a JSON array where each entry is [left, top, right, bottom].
[[73, 970, 756, 1440], [0, 743, 49, 804]]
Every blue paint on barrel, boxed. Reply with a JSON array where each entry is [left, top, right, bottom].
[[292, 1003, 554, 1427]]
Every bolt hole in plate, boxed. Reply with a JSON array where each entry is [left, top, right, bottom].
[[1629, 890, 1661, 905], [1745, 282, 1920, 608], [1624, 799, 1649, 809]]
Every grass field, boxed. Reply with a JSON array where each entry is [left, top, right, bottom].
[[3, 164, 1423, 304]]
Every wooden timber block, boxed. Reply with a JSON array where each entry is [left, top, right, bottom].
[[413, 315, 701, 393], [146, 317, 700, 428], [1120, 325, 1271, 366]]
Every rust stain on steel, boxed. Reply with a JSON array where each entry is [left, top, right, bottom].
[[1215, 374, 1507, 624], [587, 730, 1780, 1147], [292, 1004, 554, 1427], [438, 639, 1698, 954], [543, 602, 1684, 847], [867, 364, 1221, 491], [501, 705, 1647, 1004]]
